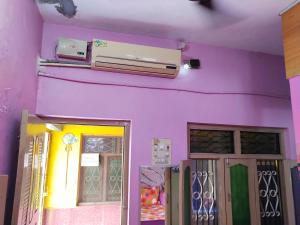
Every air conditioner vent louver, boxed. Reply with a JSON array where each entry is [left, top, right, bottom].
[[91, 39, 181, 78]]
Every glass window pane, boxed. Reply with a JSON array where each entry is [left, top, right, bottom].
[[83, 136, 122, 153], [79, 136, 123, 203], [192, 160, 218, 225], [106, 156, 122, 201], [190, 129, 234, 154], [79, 167, 102, 202], [257, 160, 284, 225], [241, 132, 280, 154]]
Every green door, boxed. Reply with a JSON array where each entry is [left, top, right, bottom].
[[225, 159, 259, 225]]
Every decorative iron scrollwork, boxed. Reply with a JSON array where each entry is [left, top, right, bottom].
[[257, 160, 284, 225], [192, 160, 218, 224]]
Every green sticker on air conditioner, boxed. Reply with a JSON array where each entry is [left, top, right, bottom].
[[95, 40, 108, 47]]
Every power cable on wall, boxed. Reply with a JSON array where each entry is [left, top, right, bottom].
[[37, 71, 290, 101]]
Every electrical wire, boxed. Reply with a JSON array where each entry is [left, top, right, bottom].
[[37, 71, 290, 100]]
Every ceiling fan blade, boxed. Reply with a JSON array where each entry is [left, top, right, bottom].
[[189, 0, 214, 10], [199, 0, 213, 10]]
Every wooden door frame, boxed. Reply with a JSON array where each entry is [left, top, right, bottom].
[[12, 111, 130, 225], [37, 133, 50, 225], [186, 123, 296, 225], [165, 167, 171, 225], [179, 160, 192, 225], [77, 135, 123, 205], [0, 175, 8, 225], [280, 160, 298, 225], [12, 111, 46, 225]]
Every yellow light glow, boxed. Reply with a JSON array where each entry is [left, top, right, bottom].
[[44, 124, 124, 208]]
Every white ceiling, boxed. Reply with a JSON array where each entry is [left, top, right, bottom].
[[37, 0, 294, 55]]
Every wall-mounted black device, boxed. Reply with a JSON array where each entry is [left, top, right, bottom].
[[189, 59, 200, 69]]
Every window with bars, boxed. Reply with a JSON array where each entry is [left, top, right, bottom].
[[191, 160, 218, 225], [241, 132, 281, 154], [189, 126, 282, 155], [190, 129, 234, 154], [79, 136, 123, 203], [256, 160, 284, 225]]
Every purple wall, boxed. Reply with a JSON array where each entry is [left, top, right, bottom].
[[290, 76, 300, 162], [37, 23, 296, 225], [0, 0, 43, 223]]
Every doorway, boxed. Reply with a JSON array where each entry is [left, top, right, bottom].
[[12, 112, 130, 225], [182, 123, 297, 225]]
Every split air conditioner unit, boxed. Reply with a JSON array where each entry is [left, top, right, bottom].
[[91, 39, 181, 78]]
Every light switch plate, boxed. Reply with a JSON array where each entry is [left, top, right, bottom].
[[152, 138, 171, 166]]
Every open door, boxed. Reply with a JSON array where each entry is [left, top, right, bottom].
[[12, 111, 49, 225], [179, 160, 192, 225], [165, 167, 171, 225]]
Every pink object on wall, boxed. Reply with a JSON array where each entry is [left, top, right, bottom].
[[37, 23, 296, 225], [159, 191, 165, 205], [289, 75, 300, 162], [0, 0, 43, 223]]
